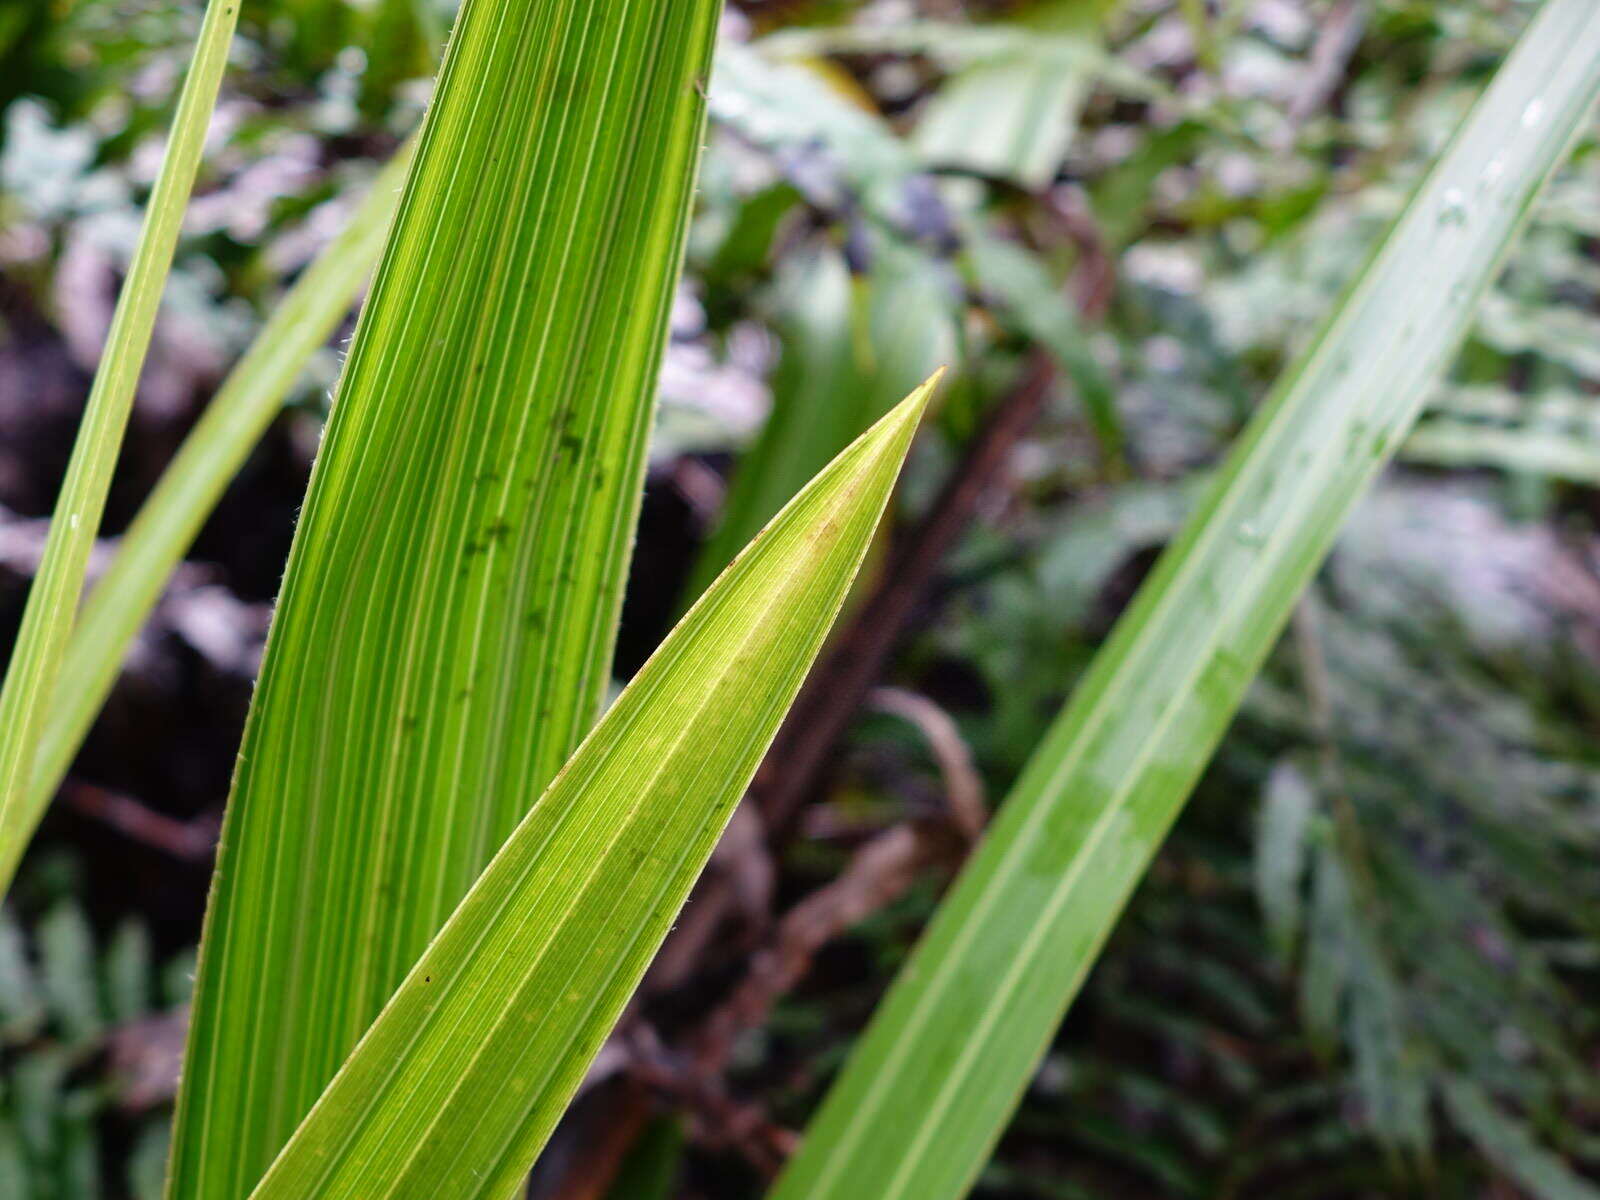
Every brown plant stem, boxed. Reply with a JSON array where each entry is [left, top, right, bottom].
[[689, 821, 954, 1076], [65, 783, 218, 862]]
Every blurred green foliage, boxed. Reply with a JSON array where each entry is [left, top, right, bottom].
[[0, 854, 191, 1199], [2, 0, 1599, 1196]]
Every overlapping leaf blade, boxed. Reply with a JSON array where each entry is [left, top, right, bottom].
[[773, 4, 1600, 1198], [247, 378, 935, 1199], [23, 145, 412, 833], [0, 0, 240, 883], [165, 2, 722, 1195]]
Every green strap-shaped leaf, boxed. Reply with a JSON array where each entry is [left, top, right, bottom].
[[18, 145, 412, 852], [1403, 419, 1600, 486], [0, 0, 240, 873], [249, 379, 936, 1199], [165, 3, 721, 1196], [773, 5, 1600, 1198]]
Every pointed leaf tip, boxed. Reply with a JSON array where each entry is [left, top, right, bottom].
[[244, 353, 936, 1200], [872, 367, 944, 449]]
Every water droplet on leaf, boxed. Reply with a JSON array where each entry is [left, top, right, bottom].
[[1438, 188, 1468, 226]]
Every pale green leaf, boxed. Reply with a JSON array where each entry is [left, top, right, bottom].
[[1325, 849, 1430, 1157], [249, 379, 936, 1199], [773, 5, 1600, 1198], [0, 0, 240, 877], [912, 2, 1102, 191], [165, 3, 722, 1196], [1301, 840, 1352, 1055], [709, 41, 923, 226], [129, 1122, 172, 1200], [916, 54, 1090, 190], [1403, 420, 1600, 485], [37, 903, 101, 1046], [761, 19, 1170, 107], [0, 1120, 24, 1200], [103, 919, 154, 1026], [0, 911, 42, 1040], [1476, 290, 1600, 379], [1254, 758, 1317, 959], [965, 227, 1121, 454]]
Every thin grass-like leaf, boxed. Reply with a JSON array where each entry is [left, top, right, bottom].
[[165, 3, 722, 1195], [6, 146, 412, 876], [249, 379, 936, 1199], [965, 227, 1122, 458], [1254, 758, 1316, 959], [773, 5, 1600, 1198], [0, 0, 239, 867]]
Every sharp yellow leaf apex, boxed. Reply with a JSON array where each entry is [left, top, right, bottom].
[[866, 368, 945, 452]]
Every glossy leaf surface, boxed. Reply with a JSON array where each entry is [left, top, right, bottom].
[[774, 5, 1600, 1197]]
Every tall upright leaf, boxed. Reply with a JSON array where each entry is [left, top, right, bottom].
[[0, 0, 239, 871], [249, 380, 935, 1199], [165, 3, 722, 1196], [773, 4, 1600, 1198]]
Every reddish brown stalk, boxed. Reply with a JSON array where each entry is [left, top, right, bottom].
[[65, 783, 218, 862], [541, 1079, 656, 1200], [625, 1022, 797, 1175], [1285, 0, 1367, 131], [108, 1004, 190, 1110], [689, 821, 953, 1076], [867, 686, 987, 840], [1046, 188, 1116, 322]]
